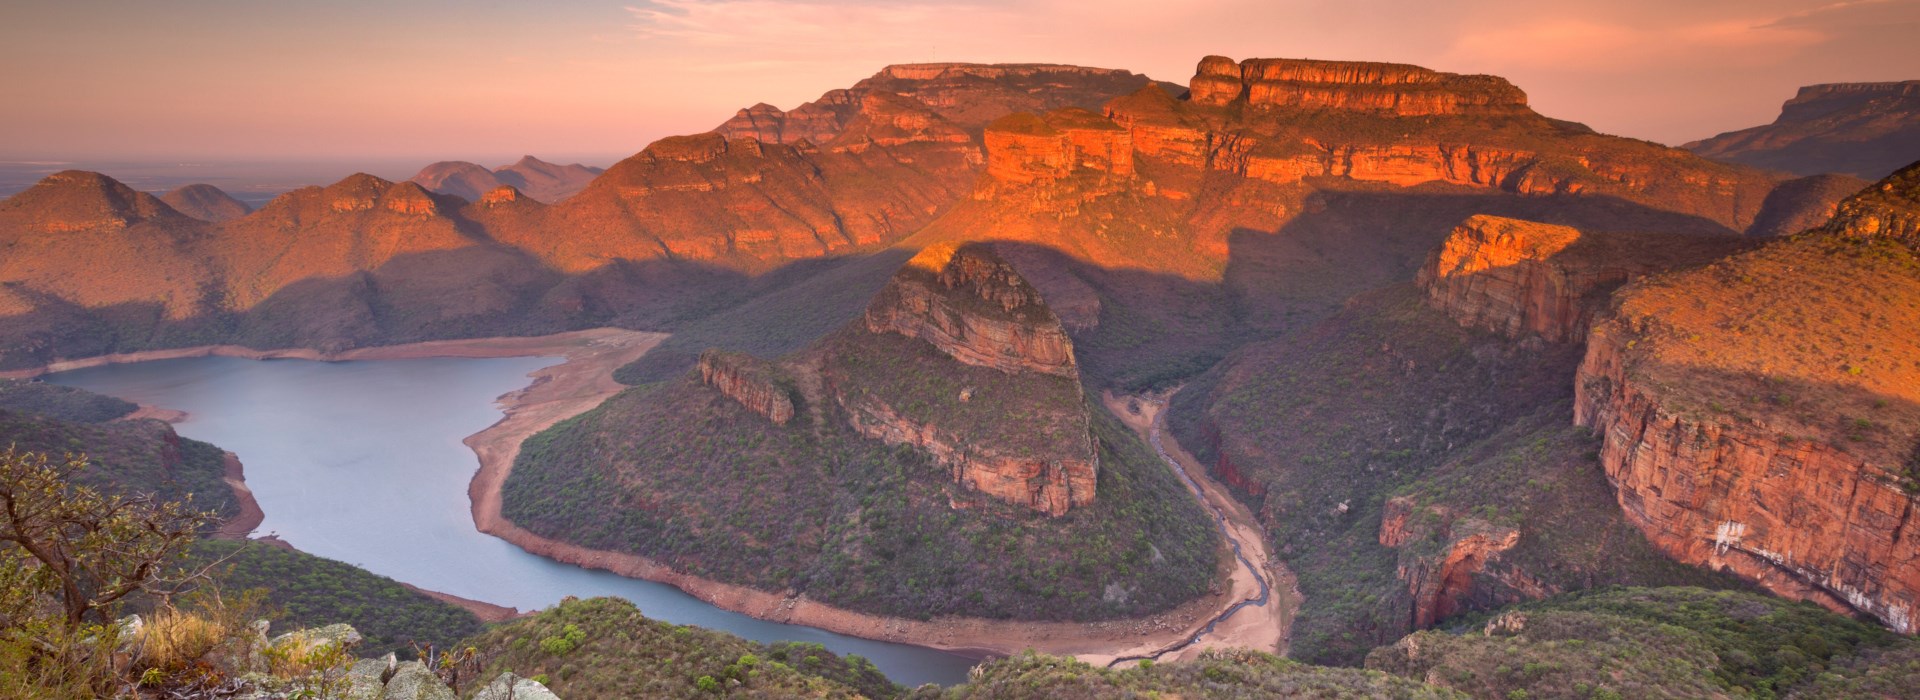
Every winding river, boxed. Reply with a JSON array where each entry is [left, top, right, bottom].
[[48, 355, 976, 687]]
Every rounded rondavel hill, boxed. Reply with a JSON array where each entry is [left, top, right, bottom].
[[501, 241, 1220, 623], [160, 183, 252, 222]]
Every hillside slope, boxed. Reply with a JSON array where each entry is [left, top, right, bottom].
[[1688, 82, 1920, 180]]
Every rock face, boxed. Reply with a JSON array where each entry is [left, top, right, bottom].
[[1687, 82, 1920, 180], [1379, 496, 1525, 629], [1817, 160, 1920, 247], [698, 349, 796, 425], [1574, 166, 1920, 634], [863, 242, 1079, 378], [1189, 56, 1530, 116], [161, 183, 252, 222], [983, 109, 1134, 185], [828, 242, 1097, 516], [1415, 215, 1749, 343], [714, 62, 1173, 144]]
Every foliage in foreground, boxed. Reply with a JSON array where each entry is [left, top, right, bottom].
[[463, 596, 899, 699], [179, 540, 485, 658]]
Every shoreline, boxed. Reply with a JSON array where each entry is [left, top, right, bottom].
[[462, 331, 1275, 665], [35, 328, 1286, 664]]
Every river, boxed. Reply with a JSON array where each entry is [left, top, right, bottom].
[[48, 355, 977, 687]]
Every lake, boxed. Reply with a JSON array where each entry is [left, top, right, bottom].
[[48, 355, 977, 687]]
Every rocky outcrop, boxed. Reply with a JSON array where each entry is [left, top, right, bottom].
[[1189, 56, 1530, 116], [699, 349, 796, 425], [864, 243, 1078, 377], [830, 242, 1098, 516], [1574, 330, 1920, 632], [840, 389, 1097, 517], [1416, 216, 1747, 343], [1379, 496, 1526, 629], [1687, 82, 1920, 180], [1572, 168, 1920, 633], [1818, 160, 1920, 247], [983, 109, 1134, 185]]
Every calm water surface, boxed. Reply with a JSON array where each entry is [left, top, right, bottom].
[[50, 355, 975, 686]]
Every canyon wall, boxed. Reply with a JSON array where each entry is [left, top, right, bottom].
[[1415, 216, 1746, 343], [1189, 55, 1530, 116], [699, 350, 796, 425], [1379, 496, 1533, 630], [863, 243, 1079, 378], [1574, 330, 1918, 632], [833, 242, 1098, 516]]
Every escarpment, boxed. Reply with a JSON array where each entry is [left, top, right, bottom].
[[1574, 166, 1920, 633], [826, 242, 1097, 516], [1190, 55, 1530, 116], [1687, 81, 1920, 180], [1416, 215, 1752, 343], [698, 350, 796, 425]]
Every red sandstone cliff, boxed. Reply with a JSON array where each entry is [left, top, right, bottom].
[[698, 350, 796, 425], [1573, 166, 1920, 633], [863, 243, 1079, 378], [1190, 55, 1530, 117], [1416, 215, 1750, 343], [826, 242, 1097, 516], [1379, 496, 1531, 629]]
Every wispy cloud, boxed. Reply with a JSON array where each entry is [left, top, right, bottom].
[[624, 0, 1016, 63]]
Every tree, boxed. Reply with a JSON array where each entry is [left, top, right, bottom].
[[0, 447, 211, 629]]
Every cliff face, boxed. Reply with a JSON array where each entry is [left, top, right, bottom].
[[698, 350, 796, 425], [1687, 81, 1920, 180], [714, 62, 1172, 145], [1818, 160, 1920, 247], [1574, 166, 1920, 633], [1379, 496, 1527, 629], [863, 243, 1079, 378], [1190, 56, 1530, 116], [1416, 215, 1750, 343], [982, 109, 1134, 185], [827, 243, 1097, 516]]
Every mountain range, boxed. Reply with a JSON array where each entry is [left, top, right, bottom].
[[4, 53, 1920, 692]]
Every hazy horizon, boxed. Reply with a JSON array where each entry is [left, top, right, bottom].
[[5, 0, 1919, 163]]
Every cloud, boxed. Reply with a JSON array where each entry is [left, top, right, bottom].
[[1763, 0, 1920, 28], [625, 0, 1017, 62]]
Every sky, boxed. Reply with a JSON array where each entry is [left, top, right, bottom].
[[2, 0, 1917, 165]]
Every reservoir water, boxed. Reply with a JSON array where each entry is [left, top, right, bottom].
[[49, 355, 977, 687]]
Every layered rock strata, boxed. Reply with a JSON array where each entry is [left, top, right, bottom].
[[699, 350, 796, 425], [831, 243, 1097, 516], [1379, 496, 1527, 629], [1416, 215, 1750, 343], [1573, 166, 1920, 633], [1190, 55, 1530, 116]]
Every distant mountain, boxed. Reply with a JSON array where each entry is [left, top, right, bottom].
[[409, 155, 603, 203], [160, 183, 252, 222], [714, 62, 1182, 144], [1686, 81, 1920, 180]]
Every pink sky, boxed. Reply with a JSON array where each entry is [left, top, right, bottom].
[[3, 0, 1915, 163]]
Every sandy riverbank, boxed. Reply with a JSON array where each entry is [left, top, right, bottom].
[[462, 330, 1285, 664]]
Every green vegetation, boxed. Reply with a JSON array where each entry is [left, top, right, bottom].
[[824, 329, 1088, 463], [0, 379, 136, 423], [504, 367, 1216, 622], [1367, 587, 1914, 699], [178, 540, 485, 658], [0, 407, 237, 528], [1172, 286, 1740, 665], [463, 596, 898, 699], [909, 649, 1462, 699]]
